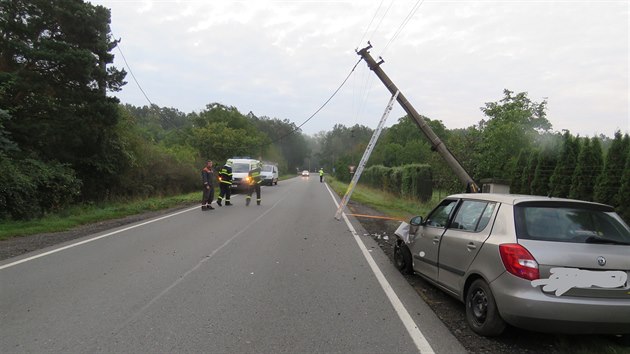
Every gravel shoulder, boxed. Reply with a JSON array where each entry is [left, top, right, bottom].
[[1, 200, 628, 353]]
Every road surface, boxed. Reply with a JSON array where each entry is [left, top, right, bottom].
[[0, 176, 465, 353]]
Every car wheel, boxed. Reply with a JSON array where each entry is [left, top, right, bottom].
[[393, 240, 413, 274], [465, 279, 506, 336]]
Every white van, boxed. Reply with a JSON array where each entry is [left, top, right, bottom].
[[261, 163, 279, 186], [226, 158, 260, 191]]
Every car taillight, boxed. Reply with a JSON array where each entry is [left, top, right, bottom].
[[499, 244, 539, 280]]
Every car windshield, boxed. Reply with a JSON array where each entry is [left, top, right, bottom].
[[514, 202, 630, 244], [262, 165, 273, 172], [232, 163, 250, 173]]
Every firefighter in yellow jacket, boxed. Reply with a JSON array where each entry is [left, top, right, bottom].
[[217, 160, 233, 206], [246, 162, 263, 206]]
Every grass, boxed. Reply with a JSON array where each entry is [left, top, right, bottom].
[[0, 192, 201, 240], [327, 177, 443, 221]]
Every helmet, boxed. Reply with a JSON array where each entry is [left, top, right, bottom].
[[226, 160, 233, 167], [258, 162, 263, 168]]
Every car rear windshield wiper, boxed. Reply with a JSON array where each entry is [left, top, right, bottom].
[[583, 236, 630, 245]]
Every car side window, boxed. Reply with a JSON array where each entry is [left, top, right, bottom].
[[451, 200, 489, 232], [425, 199, 458, 228], [475, 202, 496, 232]]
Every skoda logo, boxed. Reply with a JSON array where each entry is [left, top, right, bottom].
[[597, 256, 606, 266]]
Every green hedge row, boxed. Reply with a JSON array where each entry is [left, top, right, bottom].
[[361, 164, 433, 202], [0, 155, 82, 220]]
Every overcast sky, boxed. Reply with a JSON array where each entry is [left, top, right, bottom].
[[91, 0, 629, 138]]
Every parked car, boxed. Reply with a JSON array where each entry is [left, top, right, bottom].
[[393, 193, 630, 336], [261, 163, 279, 186], [301, 170, 310, 177]]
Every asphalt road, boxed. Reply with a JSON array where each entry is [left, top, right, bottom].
[[0, 176, 465, 353]]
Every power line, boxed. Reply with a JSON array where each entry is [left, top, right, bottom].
[[381, 0, 426, 56], [264, 57, 364, 146], [356, 0, 385, 50], [113, 34, 155, 107]]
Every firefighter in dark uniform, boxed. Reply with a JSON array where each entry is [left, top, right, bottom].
[[217, 160, 233, 206], [201, 160, 215, 210], [246, 162, 263, 206]]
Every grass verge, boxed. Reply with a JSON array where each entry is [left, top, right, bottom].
[[0, 192, 200, 240], [326, 177, 444, 221]]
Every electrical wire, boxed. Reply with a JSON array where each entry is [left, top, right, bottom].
[[380, 0, 426, 56], [263, 57, 364, 147], [356, 0, 385, 50], [113, 35, 155, 108]]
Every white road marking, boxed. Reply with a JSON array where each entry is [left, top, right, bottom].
[[0, 206, 201, 270], [324, 183, 435, 354]]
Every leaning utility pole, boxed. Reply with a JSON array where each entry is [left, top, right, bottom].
[[356, 43, 479, 192]]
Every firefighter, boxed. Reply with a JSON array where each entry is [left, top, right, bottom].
[[217, 160, 233, 206], [246, 162, 263, 206], [319, 168, 324, 183], [201, 160, 215, 210]]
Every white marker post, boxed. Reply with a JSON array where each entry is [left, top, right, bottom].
[[335, 91, 399, 220]]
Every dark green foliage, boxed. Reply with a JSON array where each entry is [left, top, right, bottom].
[[520, 150, 539, 195], [531, 137, 559, 196], [548, 132, 580, 198], [509, 150, 528, 194], [361, 164, 432, 202], [0, 154, 81, 219], [475, 90, 551, 180], [615, 153, 630, 224], [569, 138, 604, 201], [251, 115, 309, 174], [1, 0, 127, 201], [594, 131, 629, 205]]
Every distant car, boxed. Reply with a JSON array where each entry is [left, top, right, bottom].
[[261, 164, 279, 186], [393, 193, 630, 336], [301, 170, 310, 177]]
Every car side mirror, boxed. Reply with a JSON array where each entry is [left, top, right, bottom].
[[409, 216, 423, 237]]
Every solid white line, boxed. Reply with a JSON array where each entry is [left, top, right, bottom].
[[0, 206, 200, 270], [324, 183, 435, 354]]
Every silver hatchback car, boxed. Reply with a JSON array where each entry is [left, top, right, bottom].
[[393, 193, 630, 336]]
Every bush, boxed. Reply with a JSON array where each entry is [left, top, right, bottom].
[[0, 155, 81, 220], [361, 164, 432, 202]]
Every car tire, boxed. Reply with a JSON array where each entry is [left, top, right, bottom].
[[465, 279, 506, 336], [393, 240, 413, 275]]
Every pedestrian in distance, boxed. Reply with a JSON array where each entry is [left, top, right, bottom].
[[319, 168, 324, 183], [217, 160, 233, 206], [246, 162, 263, 206], [201, 160, 215, 210]]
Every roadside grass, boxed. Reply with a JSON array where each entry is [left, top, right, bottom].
[[0, 192, 200, 240], [327, 177, 443, 221]]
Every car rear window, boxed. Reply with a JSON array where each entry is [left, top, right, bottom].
[[514, 202, 630, 244]]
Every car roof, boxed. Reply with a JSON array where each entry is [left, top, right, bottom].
[[445, 193, 612, 208]]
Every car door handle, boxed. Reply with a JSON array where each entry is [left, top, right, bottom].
[[432, 236, 440, 244], [466, 242, 476, 251]]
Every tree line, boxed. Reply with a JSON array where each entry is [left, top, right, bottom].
[[1, 1, 628, 225], [0, 0, 309, 220], [312, 90, 629, 223]]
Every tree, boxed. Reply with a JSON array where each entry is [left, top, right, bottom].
[[548, 132, 579, 198], [615, 152, 630, 224], [569, 137, 604, 201], [509, 150, 528, 194], [594, 131, 629, 205], [475, 89, 551, 180], [1, 0, 127, 200], [520, 150, 539, 195]]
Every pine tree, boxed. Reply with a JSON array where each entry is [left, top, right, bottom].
[[615, 152, 630, 224], [520, 150, 539, 195], [595, 131, 630, 205], [570, 137, 604, 201], [549, 132, 579, 197], [509, 150, 528, 194], [531, 147, 557, 196]]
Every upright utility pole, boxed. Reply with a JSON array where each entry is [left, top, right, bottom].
[[356, 43, 479, 192]]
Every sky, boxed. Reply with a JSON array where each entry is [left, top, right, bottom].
[[90, 0, 629, 138]]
